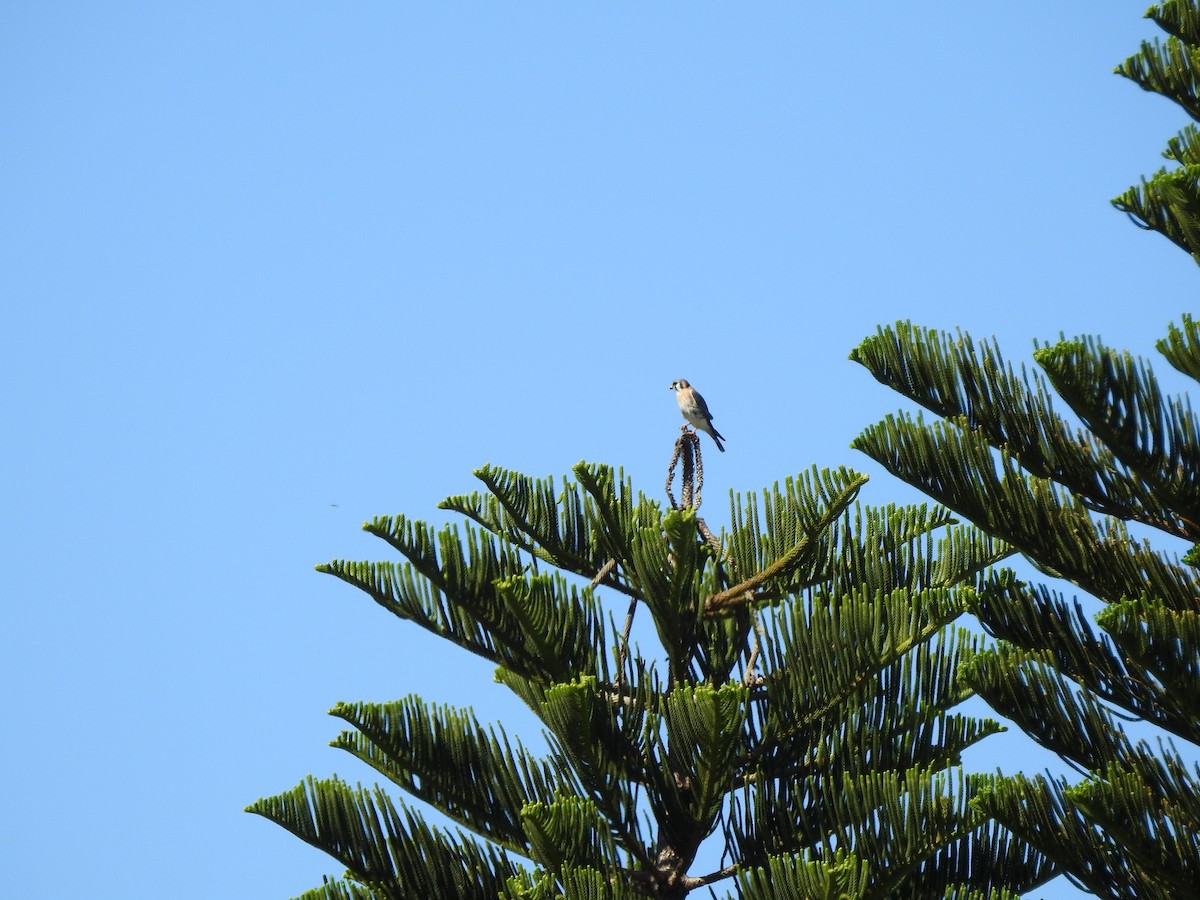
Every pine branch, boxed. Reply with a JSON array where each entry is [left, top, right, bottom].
[[246, 776, 520, 899], [734, 850, 871, 900], [319, 516, 609, 683], [1096, 597, 1200, 743], [293, 877, 379, 900], [1117, 33, 1200, 120], [626, 507, 704, 683], [1112, 169, 1200, 264], [1156, 312, 1200, 380], [732, 768, 1048, 897], [1149, 0, 1200, 46], [653, 683, 748, 854], [327, 697, 578, 855], [749, 586, 971, 775], [1036, 336, 1200, 538], [520, 796, 624, 879], [851, 323, 1181, 533], [961, 647, 1135, 773], [853, 412, 1200, 611], [707, 472, 867, 613], [975, 773, 1180, 900], [509, 674, 657, 866], [441, 465, 640, 599], [1068, 755, 1200, 895], [968, 578, 1174, 728]]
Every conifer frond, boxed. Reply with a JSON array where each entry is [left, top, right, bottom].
[[625, 508, 704, 681], [828, 628, 1000, 769], [530, 676, 656, 852], [293, 877, 378, 900], [1096, 597, 1200, 741], [1112, 169, 1200, 264], [1073, 740, 1200, 892], [734, 850, 871, 900], [1157, 312, 1200, 380], [498, 868, 558, 900], [500, 865, 644, 900], [1035, 336, 1200, 535], [327, 697, 577, 855], [320, 518, 607, 682], [1066, 757, 1200, 895], [315, 557, 476, 656], [820, 769, 985, 894], [823, 504, 1012, 597], [711, 469, 867, 613], [1119, 737, 1200, 810], [246, 776, 520, 899], [724, 468, 868, 585], [573, 463, 660, 572], [827, 503, 959, 595], [754, 586, 968, 766], [776, 693, 1000, 791], [1164, 122, 1200, 166], [960, 648, 1134, 771], [854, 411, 1200, 610], [521, 797, 622, 877], [975, 773, 1178, 900], [901, 813, 1053, 899], [734, 769, 1033, 896], [695, 603, 753, 686], [930, 523, 1013, 587], [969, 578, 1165, 720], [851, 324, 1072, 456], [758, 633, 999, 786], [652, 683, 748, 848], [441, 465, 628, 590], [495, 574, 611, 683], [852, 323, 1171, 528], [1116, 34, 1200, 119], [1149, 0, 1200, 45], [560, 865, 645, 900]]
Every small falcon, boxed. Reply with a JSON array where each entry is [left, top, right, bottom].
[[670, 378, 725, 452]]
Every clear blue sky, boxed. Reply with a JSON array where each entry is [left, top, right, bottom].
[[3, 3, 1195, 897]]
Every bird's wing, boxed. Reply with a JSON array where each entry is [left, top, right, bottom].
[[689, 390, 713, 420]]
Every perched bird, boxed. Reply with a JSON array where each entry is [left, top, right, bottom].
[[670, 378, 725, 452]]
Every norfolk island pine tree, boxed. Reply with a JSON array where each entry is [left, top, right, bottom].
[[247, 429, 1053, 898]]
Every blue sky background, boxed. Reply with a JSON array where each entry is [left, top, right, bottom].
[[3, 3, 1196, 897]]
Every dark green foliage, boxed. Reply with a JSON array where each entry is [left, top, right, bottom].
[[1114, 1, 1200, 262], [249, 458, 1051, 897], [246, 775, 522, 899], [851, 317, 1200, 899]]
